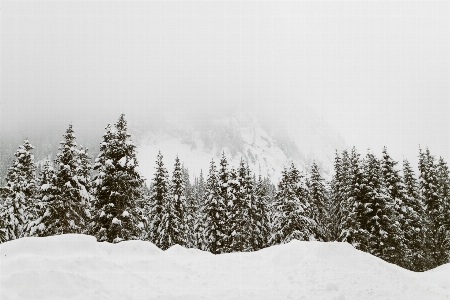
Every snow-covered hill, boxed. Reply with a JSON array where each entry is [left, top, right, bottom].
[[134, 106, 346, 183], [1, 234, 449, 300]]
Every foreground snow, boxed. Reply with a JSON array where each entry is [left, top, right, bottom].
[[1, 235, 449, 300]]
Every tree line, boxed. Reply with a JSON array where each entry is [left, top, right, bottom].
[[0, 114, 449, 272]]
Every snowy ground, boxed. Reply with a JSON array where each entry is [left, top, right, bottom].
[[1, 235, 449, 300]]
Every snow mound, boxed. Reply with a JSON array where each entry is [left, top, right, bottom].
[[1, 235, 449, 300]]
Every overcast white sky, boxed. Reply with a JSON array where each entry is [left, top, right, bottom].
[[1, 1, 450, 166]]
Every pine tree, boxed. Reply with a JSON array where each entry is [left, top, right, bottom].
[[0, 140, 37, 241], [271, 163, 314, 245], [308, 162, 330, 241], [91, 115, 144, 243], [147, 151, 170, 248], [198, 159, 226, 254], [157, 156, 186, 250], [402, 159, 427, 271]]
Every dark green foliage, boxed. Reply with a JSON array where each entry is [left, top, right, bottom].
[[157, 156, 186, 250], [147, 151, 170, 248], [363, 151, 403, 264], [0, 140, 37, 241], [198, 159, 226, 254], [91, 115, 144, 243], [246, 166, 271, 250], [338, 147, 369, 250], [307, 162, 330, 241], [271, 163, 314, 244], [31, 125, 91, 237], [419, 148, 449, 268], [402, 159, 427, 271]]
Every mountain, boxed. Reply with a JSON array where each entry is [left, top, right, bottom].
[[134, 105, 346, 183]]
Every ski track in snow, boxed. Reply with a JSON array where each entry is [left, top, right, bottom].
[[1, 234, 449, 300]]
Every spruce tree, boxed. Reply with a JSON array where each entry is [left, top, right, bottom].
[[91, 115, 144, 243], [247, 165, 270, 251], [216, 152, 231, 253], [436, 156, 450, 264], [402, 159, 427, 271], [363, 151, 403, 264], [0, 140, 37, 241], [308, 162, 330, 241], [339, 147, 369, 250], [30, 125, 91, 236], [157, 156, 186, 250], [198, 159, 226, 254], [419, 147, 448, 267], [381, 147, 409, 267], [147, 151, 170, 248], [227, 160, 248, 252], [271, 163, 314, 244]]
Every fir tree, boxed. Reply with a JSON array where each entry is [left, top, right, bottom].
[[30, 126, 91, 236], [147, 151, 170, 248], [198, 159, 226, 254], [91, 115, 144, 243], [227, 160, 248, 252], [157, 156, 186, 250], [339, 147, 369, 250], [419, 147, 448, 267], [271, 163, 314, 245], [330, 150, 350, 241], [308, 161, 330, 241], [363, 151, 403, 264], [0, 140, 37, 241], [216, 152, 231, 253], [247, 166, 271, 250], [402, 159, 427, 271]]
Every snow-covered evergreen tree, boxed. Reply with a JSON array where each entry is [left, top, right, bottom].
[[30, 125, 91, 236], [330, 150, 350, 241], [147, 151, 170, 248], [436, 156, 450, 264], [419, 147, 448, 267], [246, 165, 270, 251], [363, 151, 403, 264], [216, 152, 232, 252], [227, 160, 248, 252], [308, 161, 330, 241], [91, 115, 144, 243], [0, 140, 37, 241], [271, 163, 314, 245], [402, 159, 427, 271], [157, 156, 186, 250], [339, 147, 369, 250], [198, 159, 227, 254]]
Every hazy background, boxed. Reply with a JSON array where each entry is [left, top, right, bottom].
[[2, 1, 450, 169]]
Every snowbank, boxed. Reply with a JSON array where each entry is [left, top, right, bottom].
[[1, 235, 449, 300]]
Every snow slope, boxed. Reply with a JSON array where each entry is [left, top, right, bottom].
[[135, 108, 346, 184], [1, 235, 449, 300]]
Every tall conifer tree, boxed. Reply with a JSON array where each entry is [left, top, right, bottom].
[[91, 115, 144, 243]]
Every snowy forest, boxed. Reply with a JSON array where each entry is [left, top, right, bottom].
[[0, 114, 449, 273]]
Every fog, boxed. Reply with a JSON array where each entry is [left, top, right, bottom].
[[2, 1, 450, 165]]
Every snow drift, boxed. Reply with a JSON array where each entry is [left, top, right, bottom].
[[1, 235, 449, 300]]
